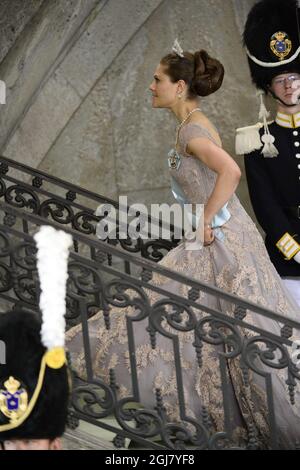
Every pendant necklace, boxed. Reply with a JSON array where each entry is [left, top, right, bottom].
[[168, 107, 201, 170]]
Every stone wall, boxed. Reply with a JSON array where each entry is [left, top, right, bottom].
[[0, 0, 262, 222], [0, 0, 45, 64]]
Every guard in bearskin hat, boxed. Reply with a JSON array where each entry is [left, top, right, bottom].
[[0, 226, 72, 450], [236, 0, 300, 306]]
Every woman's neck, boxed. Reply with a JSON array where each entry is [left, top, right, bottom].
[[171, 100, 201, 123]]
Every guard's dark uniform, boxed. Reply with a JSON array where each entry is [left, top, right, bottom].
[[245, 118, 300, 276], [239, 0, 300, 280]]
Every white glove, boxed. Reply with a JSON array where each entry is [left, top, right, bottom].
[[294, 251, 300, 264]]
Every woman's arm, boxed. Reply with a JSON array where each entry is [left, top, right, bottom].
[[187, 137, 241, 244]]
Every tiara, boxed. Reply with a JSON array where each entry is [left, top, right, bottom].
[[172, 38, 184, 58]]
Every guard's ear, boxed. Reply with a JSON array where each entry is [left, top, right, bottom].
[[49, 437, 62, 450]]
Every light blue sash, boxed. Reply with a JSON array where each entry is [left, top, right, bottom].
[[171, 176, 230, 241]]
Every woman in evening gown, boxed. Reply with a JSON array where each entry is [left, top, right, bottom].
[[66, 45, 300, 449]]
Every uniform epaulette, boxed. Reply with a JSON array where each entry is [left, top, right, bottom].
[[235, 121, 276, 156], [235, 122, 264, 155]]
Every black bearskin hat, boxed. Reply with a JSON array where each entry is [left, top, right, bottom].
[[244, 0, 300, 91], [0, 310, 70, 441]]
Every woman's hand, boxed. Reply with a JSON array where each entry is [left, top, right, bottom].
[[204, 224, 215, 246]]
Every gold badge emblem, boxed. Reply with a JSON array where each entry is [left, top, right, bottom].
[[270, 31, 292, 61], [0, 376, 28, 423]]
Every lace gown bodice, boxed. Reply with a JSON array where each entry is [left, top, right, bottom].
[[169, 122, 219, 205]]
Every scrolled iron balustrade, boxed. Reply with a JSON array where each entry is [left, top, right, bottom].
[[0, 156, 179, 262], [0, 202, 300, 449]]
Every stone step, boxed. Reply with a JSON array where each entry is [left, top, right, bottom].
[[63, 427, 117, 451]]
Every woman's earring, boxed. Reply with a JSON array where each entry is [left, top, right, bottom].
[[178, 94, 182, 99]]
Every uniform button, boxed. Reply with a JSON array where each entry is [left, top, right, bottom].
[[295, 142, 300, 147], [298, 164, 300, 168], [294, 131, 299, 136], [296, 154, 300, 158]]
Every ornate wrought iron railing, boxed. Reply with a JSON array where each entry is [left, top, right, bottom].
[[0, 155, 179, 264], [0, 201, 300, 450]]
